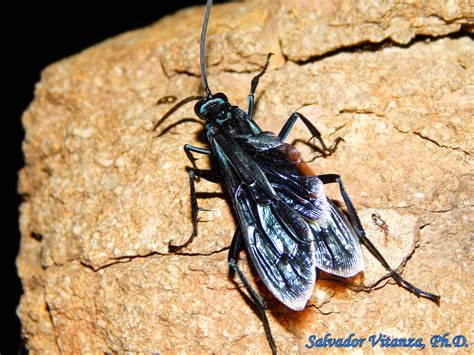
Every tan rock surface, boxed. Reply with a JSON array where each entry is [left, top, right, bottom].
[[17, 0, 473, 353]]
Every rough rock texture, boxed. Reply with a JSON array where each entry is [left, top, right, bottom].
[[17, 0, 473, 353]]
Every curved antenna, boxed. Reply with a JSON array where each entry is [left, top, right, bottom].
[[152, 95, 202, 131], [200, 0, 213, 97]]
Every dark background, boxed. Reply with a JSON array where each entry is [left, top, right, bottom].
[[6, 1, 227, 353]]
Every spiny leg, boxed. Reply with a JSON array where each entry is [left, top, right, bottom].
[[184, 143, 212, 170], [169, 144, 220, 252], [169, 168, 220, 252], [228, 232, 277, 355], [228, 228, 244, 277], [318, 173, 440, 304], [278, 112, 342, 158], [248, 53, 273, 120], [184, 144, 221, 183]]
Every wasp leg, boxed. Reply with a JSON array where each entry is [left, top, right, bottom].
[[169, 144, 220, 252], [168, 168, 220, 252], [184, 144, 211, 170], [317, 173, 440, 304], [228, 228, 244, 277], [278, 112, 342, 158], [248, 53, 273, 120], [184, 143, 220, 183], [229, 239, 277, 355]]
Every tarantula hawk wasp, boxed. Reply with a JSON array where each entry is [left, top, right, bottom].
[[152, 0, 440, 353]]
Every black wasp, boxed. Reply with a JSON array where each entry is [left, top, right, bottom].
[[153, 0, 440, 353]]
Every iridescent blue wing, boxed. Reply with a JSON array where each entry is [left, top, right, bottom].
[[209, 127, 363, 310], [238, 131, 364, 278], [311, 199, 364, 277], [234, 187, 317, 310], [209, 127, 316, 310]]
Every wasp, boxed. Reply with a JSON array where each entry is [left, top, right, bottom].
[[153, 1, 440, 353]]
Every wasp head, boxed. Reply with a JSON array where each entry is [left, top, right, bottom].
[[194, 93, 232, 123]]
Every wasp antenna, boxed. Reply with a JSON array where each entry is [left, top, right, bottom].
[[153, 95, 202, 131], [200, 0, 213, 97]]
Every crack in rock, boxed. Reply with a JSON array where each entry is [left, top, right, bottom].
[[82, 245, 231, 272], [412, 131, 469, 155], [393, 125, 469, 156]]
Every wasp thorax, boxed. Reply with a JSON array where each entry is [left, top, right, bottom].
[[194, 93, 232, 122]]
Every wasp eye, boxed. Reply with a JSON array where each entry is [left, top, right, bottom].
[[194, 100, 206, 119], [214, 92, 228, 102]]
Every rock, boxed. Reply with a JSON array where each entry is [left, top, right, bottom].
[[278, 0, 473, 60], [17, 0, 473, 353]]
